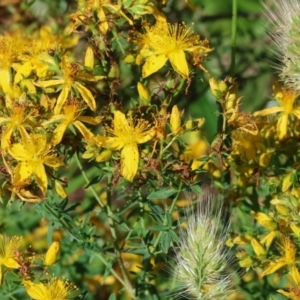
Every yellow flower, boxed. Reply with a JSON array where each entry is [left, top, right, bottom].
[[42, 99, 102, 145], [70, 0, 133, 34], [23, 278, 77, 300], [181, 137, 208, 170], [106, 111, 155, 181], [0, 36, 20, 95], [8, 134, 63, 195], [254, 87, 300, 140], [231, 131, 265, 161], [277, 265, 300, 299], [260, 236, 298, 279], [0, 235, 21, 284], [0, 98, 33, 150], [36, 56, 105, 114], [82, 134, 110, 162], [134, 21, 212, 78]]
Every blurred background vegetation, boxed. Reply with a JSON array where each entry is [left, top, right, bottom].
[[0, 0, 279, 299]]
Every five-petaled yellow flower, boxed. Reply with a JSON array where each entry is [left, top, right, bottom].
[[134, 21, 212, 78], [106, 111, 155, 181], [42, 99, 102, 145], [260, 236, 299, 279], [36, 56, 105, 114], [0, 100, 32, 150], [254, 86, 300, 140], [8, 134, 63, 195], [23, 278, 77, 300], [0, 235, 21, 284]]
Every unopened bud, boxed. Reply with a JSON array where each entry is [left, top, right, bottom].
[[170, 105, 181, 133], [45, 241, 60, 266], [84, 46, 94, 69], [137, 82, 151, 104]]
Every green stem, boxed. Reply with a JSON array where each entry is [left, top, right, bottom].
[[95, 253, 136, 299], [151, 181, 183, 254], [230, 0, 237, 77], [106, 176, 134, 297], [44, 202, 80, 241], [112, 28, 125, 54], [74, 153, 105, 208], [75, 154, 134, 297], [138, 191, 145, 231], [159, 135, 179, 158]]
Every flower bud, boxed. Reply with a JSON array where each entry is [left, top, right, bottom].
[[84, 46, 94, 69], [251, 211, 277, 231], [137, 82, 151, 104], [96, 149, 112, 162], [251, 238, 266, 257], [170, 105, 181, 133], [45, 241, 60, 266], [209, 77, 219, 97]]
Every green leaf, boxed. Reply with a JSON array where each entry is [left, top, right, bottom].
[[147, 188, 177, 199], [160, 231, 172, 254], [108, 294, 116, 300], [169, 230, 180, 243], [103, 258, 114, 284], [85, 175, 103, 188], [150, 225, 168, 231], [190, 185, 203, 195]]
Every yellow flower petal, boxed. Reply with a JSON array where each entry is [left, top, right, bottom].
[[277, 114, 288, 139], [291, 265, 300, 285], [33, 163, 48, 195], [74, 82, 96, 111], [23, 280, 48, 299], [121, 144, 139, 181], [54, 85, 70, 114], [253, 106, 283, 117], [0, 68, 13, 95], [260, 260, 287, 279], [168, 49, 189, 78], [3, 257, 20, 269], [97, 7, 109, 34], [73, 120, 94, 140], [14, 161, 34, 182], [142, 54, 168, 78], [51, 121, 69, 145], [36, 79, 64, 88]]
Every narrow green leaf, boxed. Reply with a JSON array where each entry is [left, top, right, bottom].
[[147, 188, 177, 199], [190, 185, 203, 194], [160, 231, 171, 254]]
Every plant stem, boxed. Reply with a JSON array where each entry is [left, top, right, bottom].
[[95, 253, 136, 299], [75, 154, 134, 297], [106, 176, 134, 297], [230, 0, 237, 77], [151, 181, 183, 254], [74, 153, 105, 208]]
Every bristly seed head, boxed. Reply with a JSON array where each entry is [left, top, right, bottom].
[[170, 191, 234, 300], [263, 0, 300, 90]]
